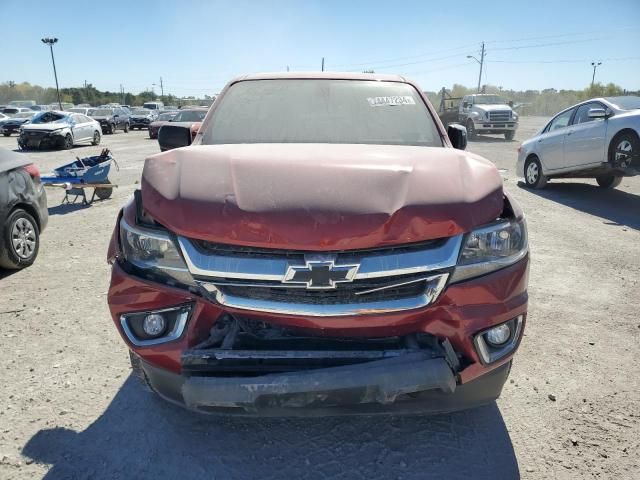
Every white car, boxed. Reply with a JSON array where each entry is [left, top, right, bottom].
[[517, 96, 640, 189], [17, 111, 101, 150]]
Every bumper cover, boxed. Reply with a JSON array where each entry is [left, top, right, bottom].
[[139, 353, 511, 416]]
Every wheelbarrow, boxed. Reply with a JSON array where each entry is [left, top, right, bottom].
[[41, 148, 118, 205]]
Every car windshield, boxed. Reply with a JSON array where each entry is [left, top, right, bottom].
[[133, 109, 151, 115], [201, 79, 442, 147], [605, 96, 640, 111], [157, 113, 176, 121], [472, 95, 506, 105], [89, 109, 113, 116], [172, 110, 206, 122], [143, 104, 158, 109], [31, 112, 70, 124]]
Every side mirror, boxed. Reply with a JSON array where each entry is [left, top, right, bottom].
[[587, 107, 607, 119], [158, 124, 192, 151], [462, 102, 469, 108], [448, 124, 467, 150]]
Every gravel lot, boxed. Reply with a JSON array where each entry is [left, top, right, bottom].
[[0, 117, 638, 480]]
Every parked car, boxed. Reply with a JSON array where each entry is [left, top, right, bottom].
[[148, 111, 178, 139], [0, 113, 8, 122], [18, 111, 101, 150], [517, 96, 640, 189], [0, 148, 48, 269], [156, 108, 207, 147], [129, 109, 157, 130], [142, 101, 164, 111], [0, 112, 36, 136], [29, 105, 52, 112], [2, 107, 33, 115], [88, 107, 130, 134], [107, 72, 529, 416], [439, 94, 518, 141], [67, 107, 92, 115]]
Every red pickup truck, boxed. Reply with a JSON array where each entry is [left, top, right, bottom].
[[107, 72, 529, 415]]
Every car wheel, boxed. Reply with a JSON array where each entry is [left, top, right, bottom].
[[524, 157, 547, 189], [63, 134, 73, 150], [110, 123, 116, 134], [504, 131, 515, 141], [596, 174, 623, 189], [608, 131, 639, 169], [92, 131, 101, 145], [466, 120, 476, 140], [0, 209, 39, 269], [124, 122, 129, 133]]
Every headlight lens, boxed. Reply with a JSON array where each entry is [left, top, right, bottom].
[[451, 219, 527, 282], [512, 112, 519, 120], [119, 218, 195, 286]]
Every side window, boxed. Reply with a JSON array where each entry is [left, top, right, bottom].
[[573, 103, 604, 125], [546, 108, 575, 133], [80, 115, 91, 123]]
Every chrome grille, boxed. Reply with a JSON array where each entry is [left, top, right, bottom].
[[178, 236, 462, 316], [489, 111, 511, 122]]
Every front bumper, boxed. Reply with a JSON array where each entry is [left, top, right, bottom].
[[139, 353, 511, 416], [18, 132, 64, 149], [474, 121, 518, 133]]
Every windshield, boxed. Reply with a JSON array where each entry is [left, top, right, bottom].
[[605, 96, 640, 111], [31, 112, 70, 124], [172, 110, 207, 122], [472, 95, 507, 105], [143, 103, 159, 109], [201, 80, 442, 147], [132, 109, 151, 115], [157, 113, 176, 121], [89, 109, 113, 116]]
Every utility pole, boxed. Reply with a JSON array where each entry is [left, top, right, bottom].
[[286, 65, 290, 72], [160, 77, 164, 98], [591, 62, 602, 87], [41, 37, 62, 110], [120, 84, 124, 105], [321, 57, 325, 72], [467, 42, 485, 93]]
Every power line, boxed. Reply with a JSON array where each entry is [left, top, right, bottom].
[[487, 56, 640, 64], [484, 26, 636, 44], [491, 37, 608, 51]]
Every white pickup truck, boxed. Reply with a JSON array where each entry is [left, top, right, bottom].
[[458, 94, 518, 141]]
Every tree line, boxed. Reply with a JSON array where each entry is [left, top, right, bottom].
[[425, 82, 638, 116], [0, 81, 213, 107]]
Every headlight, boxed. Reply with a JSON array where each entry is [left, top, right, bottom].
[[119, 218, 195, 286], [451, 219, 527, 282], [50, 128, 64, 134]]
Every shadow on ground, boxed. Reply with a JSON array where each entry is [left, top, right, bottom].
[[23, 377, 519, 480], [518, 181, 640, 230], [48, 203, 92, 216]]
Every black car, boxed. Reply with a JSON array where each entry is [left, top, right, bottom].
[[0, 112, 36, 136], [0, 148, 48, 269], [88, 107, 130, 134], [129, 109, 157, 130]]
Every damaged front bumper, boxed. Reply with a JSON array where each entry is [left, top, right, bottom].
[[139, 353, 510, 416]]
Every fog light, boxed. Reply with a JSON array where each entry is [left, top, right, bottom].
[[142, 313, 166, 337], [485, 323, 511, 346]]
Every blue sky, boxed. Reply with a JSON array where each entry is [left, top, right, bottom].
[[2, 0, 639, 97]]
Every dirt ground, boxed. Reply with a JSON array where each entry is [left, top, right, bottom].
[[0, 117, 638, 480]]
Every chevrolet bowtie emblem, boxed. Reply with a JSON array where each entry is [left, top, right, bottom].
[[283, 256, 359, 289]]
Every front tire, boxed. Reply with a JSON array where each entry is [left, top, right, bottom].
[[596, 174, 623, 189], [0, 209, 40, 269], [91, 131, 101, 145], [524, 157, 548, 189], [466, 120, 477, 140], [110, 123, 116, 134], [608, 131, 639, 169], [63, 134, 73, 150], [124, 122, 129, 133], [504, 131, 515, 141]]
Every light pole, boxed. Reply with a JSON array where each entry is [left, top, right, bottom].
[[467, 42, 485, 93], [41, 37, 62, 110], [591, 62, 602, 87]]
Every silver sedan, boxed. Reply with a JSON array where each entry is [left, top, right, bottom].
[[517, 96, 640, 189]]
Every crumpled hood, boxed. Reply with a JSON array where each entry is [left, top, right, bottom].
[[21, 123, 69, 132], [473, 104, 513, 112], [141, 144, 504, 250]]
